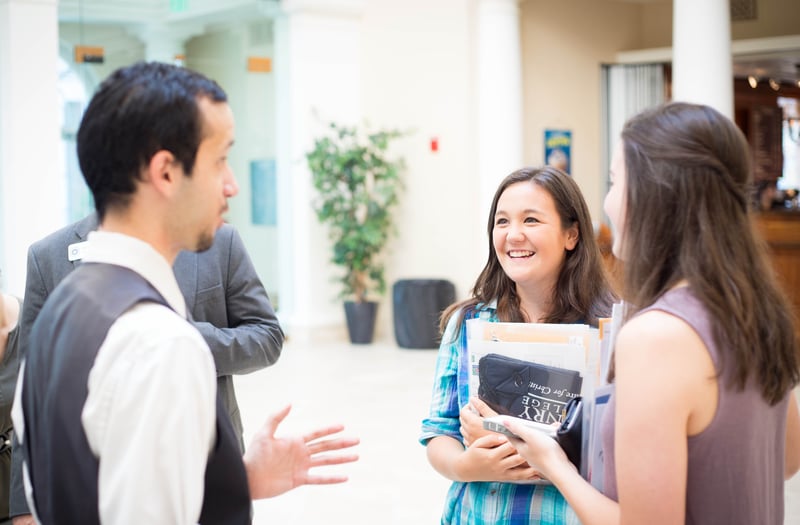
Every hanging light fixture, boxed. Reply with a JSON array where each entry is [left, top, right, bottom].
[[747, 75, 758, 88]]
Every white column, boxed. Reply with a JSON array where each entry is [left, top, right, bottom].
[[477, 0, 524, 228], [0, 0, 62, 296], [275, 0, 365, 342], [672, 0, 733, 118]]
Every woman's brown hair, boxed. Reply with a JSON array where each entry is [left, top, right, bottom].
[[617, 102, 798, 404], [440, 166, 616, 335]]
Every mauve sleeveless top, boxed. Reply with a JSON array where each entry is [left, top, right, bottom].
[[600, 287, 789, 525]]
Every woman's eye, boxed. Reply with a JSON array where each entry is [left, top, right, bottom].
[[524, 217, 540, 224], [495, 218, 508, 226]]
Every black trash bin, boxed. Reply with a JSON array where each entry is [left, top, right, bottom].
[[393, 279, 456, 349]]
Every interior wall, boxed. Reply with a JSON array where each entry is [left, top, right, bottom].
[[53, 21, 280, 302], [45, 23, 144, 235], [58, 23, 145, 91], [186, 21, 279, 302], [522, 0, 800, 229], [640, 0, 800, 46], [0, 2, 62, 297], [38, 0, 800, 340], [361, 0, 480, 316], [520, 0, 643, 223], [730, 0, 800, 40], [640, 2, 672, 48]]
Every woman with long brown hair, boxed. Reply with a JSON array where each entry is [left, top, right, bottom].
[[420, 166, 615, 524], [507, 102, 800, 525]]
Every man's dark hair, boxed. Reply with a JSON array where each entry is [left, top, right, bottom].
[[76, 61, 227, 219]]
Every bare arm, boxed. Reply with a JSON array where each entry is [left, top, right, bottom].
[[422, 312, 539, 484], [0, 293, 6, 357], [0, 293, 19, 361], [505, 311, 711, 525], [613, 312, 708, 525], [504, 418, 620, 525], [786, 391, 800, 479]]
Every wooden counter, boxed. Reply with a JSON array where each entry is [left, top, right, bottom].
[[598, 213, 799, 334], [753, 211, 800, 334]]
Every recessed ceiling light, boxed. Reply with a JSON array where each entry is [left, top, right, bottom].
[[748, 75, 758, 88], [768, 78, 780, 91]]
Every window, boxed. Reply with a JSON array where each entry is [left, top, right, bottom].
[[57, 57, 93, 221], [778, 97, 800, 191]]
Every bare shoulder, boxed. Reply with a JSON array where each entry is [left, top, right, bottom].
[[615, 309, 717, 435], [615, 309, 712, 379], [1, 293, 20, 329], [617, 310, 703, 356]]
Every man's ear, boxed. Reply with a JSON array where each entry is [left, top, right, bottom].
[[146, 150, 180, 195]]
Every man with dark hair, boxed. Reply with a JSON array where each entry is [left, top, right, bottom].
[[12, 62, 358, 525], [9, 215, 284, 524]]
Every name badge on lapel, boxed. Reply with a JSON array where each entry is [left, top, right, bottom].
[[67, 241, 90, 262]]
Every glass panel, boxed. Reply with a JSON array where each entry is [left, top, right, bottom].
[[778, 97, 800, 192], [57, 57, 93, 221]]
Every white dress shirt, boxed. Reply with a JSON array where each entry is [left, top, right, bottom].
[[15, 231, 218, 524]]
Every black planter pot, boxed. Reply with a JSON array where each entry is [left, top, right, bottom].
[[344, 301, 378, 344]]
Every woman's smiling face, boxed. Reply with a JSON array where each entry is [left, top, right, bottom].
[[492, 180, 578, 293]]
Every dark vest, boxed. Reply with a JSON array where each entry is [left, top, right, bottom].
[[19, 263, 250, 524]]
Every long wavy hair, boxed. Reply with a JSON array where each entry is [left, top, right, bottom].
[[616, 102, 798, 404], [441, 166, 616, 336]]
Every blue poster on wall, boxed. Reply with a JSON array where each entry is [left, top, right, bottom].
[[544, 129, 572, 175], [250, 158, 277, 226]]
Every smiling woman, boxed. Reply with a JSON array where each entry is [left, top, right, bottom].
[[491, 178, 578, 322], [471, 166, 615, 328], [419, 166, 616, 525]]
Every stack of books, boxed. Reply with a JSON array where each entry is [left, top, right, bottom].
[[467, 307, 625, 486]]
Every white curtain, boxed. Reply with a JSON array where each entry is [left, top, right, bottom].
[[606, 64, 665, 156], [601, 63, 666, 188]]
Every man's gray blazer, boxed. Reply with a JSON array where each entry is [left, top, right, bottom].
[[10, 213, 284, 516]]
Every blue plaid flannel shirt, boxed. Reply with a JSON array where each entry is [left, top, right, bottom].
[[419, 304, 580, 525]]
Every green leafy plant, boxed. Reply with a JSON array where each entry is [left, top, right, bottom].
[[306, 121, 406, 303]]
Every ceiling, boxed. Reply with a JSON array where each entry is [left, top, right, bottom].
[[57, 0, 279, 27], [58, 0, 800, 87], [732, 50, 800, 87]]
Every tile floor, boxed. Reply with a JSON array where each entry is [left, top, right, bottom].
[[234, 337, 800, 524]]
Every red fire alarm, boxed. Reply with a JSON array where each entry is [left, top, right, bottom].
[[430, 137, 439, 152]]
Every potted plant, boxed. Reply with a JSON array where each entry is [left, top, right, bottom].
[[306, 121, 406, 344]]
